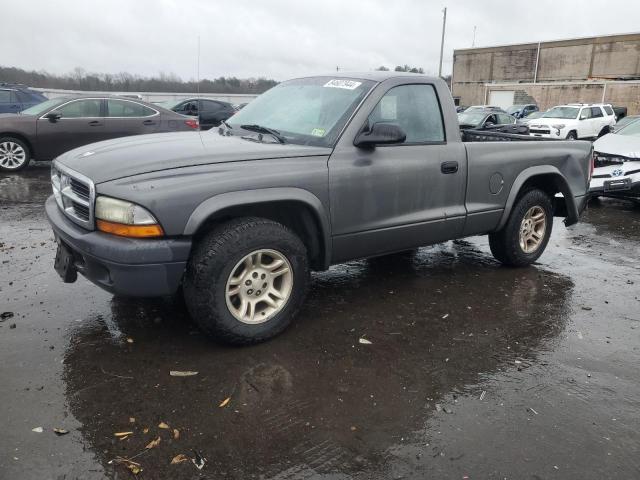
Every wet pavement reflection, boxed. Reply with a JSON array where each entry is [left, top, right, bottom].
[[1, 166, 639, 479]]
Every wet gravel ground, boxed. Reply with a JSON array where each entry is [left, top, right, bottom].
[[1, 163, 639, 480]]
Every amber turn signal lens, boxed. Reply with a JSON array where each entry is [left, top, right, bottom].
[[96, 219, 164, 238]]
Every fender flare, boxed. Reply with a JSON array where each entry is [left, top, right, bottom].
[[183, 187, 332, 268], [496, 166, 578, 230]]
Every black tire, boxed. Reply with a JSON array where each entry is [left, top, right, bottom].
[[489, 189, 554, 267], [0, 136, 31, 172], [183, 217, 309, 345], [566, 131, 577, 140]]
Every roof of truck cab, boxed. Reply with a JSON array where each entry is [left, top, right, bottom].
[[293, 71, 439, 82]]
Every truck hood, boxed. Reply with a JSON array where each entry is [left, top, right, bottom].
[[55, 131, 332, 183], [593, 133, 640, 159]]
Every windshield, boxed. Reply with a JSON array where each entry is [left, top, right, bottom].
[[543, 107, 579, 119], [20, 98, 67, 116], [225, 77, 375, 147], [506, 105, 523, 114], [457, 112, 486, 126], [616, 118, 640, 136], [613, 116, 639, 132]]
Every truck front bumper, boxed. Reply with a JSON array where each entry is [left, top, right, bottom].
[[45, 195, 191, 297]]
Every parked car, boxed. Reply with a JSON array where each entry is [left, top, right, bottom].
[[518, 110, 545, 125], [161, 98, 236, 130], [0, 83, 48, 114], [528, 103, 616, 140], [590, 117, 640, 200], [612, 106, 627, 121], [465, 105, 506, 113], [455, 105, 468, 113], [506, 104, 538, 119], [458, 110, 528, 134], [45, 72, 592, 345], [0, 96, 199, 171]]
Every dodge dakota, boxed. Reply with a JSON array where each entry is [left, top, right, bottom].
[[46, 72, 593, 344]]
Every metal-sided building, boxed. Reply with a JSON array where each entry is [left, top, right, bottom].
[[451, 32, 640, 114]]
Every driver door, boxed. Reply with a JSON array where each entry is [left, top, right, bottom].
[[35, 98, 106, 160], [328, 82, 467, 262]]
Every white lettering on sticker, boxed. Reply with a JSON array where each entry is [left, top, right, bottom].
[[324, 79, 362, 90]]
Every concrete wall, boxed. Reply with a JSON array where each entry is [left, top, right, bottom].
[[33, 88, 259, 104], [452, 32, 640, 111], [484, 81, 640, 114]]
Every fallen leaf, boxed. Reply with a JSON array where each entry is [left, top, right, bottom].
[[173, 428, 180, 440], [169, 370, 198, 377], [219, 397, 231, 408], [127, 463, 143, 475], [358, 338, 372, 345], [129, 417, 136, 423], [143, 428, 149, 434], [126, 338, 134, 344], [119, 435, 131, 441], [145, 436, 161, 449], [114, 431, 134, 437], [350, 426, 357, 431], [158, 422, 170, 429], [31, 427, 43, 433], [192, 450, 206, 470], [53, 428, 69, 436], [171, 454, 189, 465]]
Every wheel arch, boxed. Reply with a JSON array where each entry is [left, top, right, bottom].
[[0, 132, 34, 157], [184, 188, 331, 270], [496, 166, 578, 230]]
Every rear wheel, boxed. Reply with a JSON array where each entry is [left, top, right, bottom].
[[183, 217, 309, 345], [0, 137, 30, 172], [489, 189, 554, 267]]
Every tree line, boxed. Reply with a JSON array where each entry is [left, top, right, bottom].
[[0, 66, 278, 94]]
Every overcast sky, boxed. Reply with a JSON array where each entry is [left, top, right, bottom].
[[2, 0, 640, 81]]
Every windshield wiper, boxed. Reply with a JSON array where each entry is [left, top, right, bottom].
[[240, 124, 286, 144], [221, 119, 232, 130]]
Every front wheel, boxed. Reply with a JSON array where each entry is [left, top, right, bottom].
[[183, 217, 309, 345], [489, 189, 554, 267], [0, 137, 31, 172], [566, 131, 577, 140]]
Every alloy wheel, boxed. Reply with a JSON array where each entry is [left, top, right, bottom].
[[225, 249, 293, 324], [0, 141, 27, 170], [519, 206, 547, 253]]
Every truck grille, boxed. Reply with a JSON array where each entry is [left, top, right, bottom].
[[529, 128, 550, 135], [51, 162, 95, 229]]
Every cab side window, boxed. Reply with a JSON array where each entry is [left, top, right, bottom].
[[591, 107, 603, 118], [54, 99, 102, 118], [366, 84, 444, 143], [580, 108, 592, 120]]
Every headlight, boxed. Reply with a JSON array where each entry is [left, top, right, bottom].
[[95, 196, 164, 238]]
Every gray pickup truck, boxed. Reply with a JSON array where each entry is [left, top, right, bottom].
[[46, 72, 593, 344]]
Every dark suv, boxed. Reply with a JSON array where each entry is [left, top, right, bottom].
[[0, 83, 47, 113]]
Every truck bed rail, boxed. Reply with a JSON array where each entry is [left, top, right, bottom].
[[461, 129, 558, 142]]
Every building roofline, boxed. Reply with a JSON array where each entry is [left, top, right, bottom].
[[454, 31, 640, 54]]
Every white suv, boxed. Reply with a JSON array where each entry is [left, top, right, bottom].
[[529, 104, 616, 140]]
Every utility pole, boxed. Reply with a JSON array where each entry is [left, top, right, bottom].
[[438, 7, 447, 78], [472, 25, 477, 47]]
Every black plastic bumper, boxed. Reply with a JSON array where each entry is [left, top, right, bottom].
[[45, 195, 191, 297]]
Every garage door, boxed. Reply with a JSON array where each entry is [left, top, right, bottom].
[[489, 90, 515, 109]]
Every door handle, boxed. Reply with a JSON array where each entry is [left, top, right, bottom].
[[143, 120, 156, 126], [441, 161, 459, 174], [88, 120, 102, 126]]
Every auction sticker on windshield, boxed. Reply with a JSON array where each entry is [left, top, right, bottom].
[[311, 128, 326, 137], [324, 79, 362, 90]]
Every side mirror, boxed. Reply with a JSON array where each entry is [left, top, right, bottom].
[[45, 111, 62, 122], [354, 122, 406, 148]]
